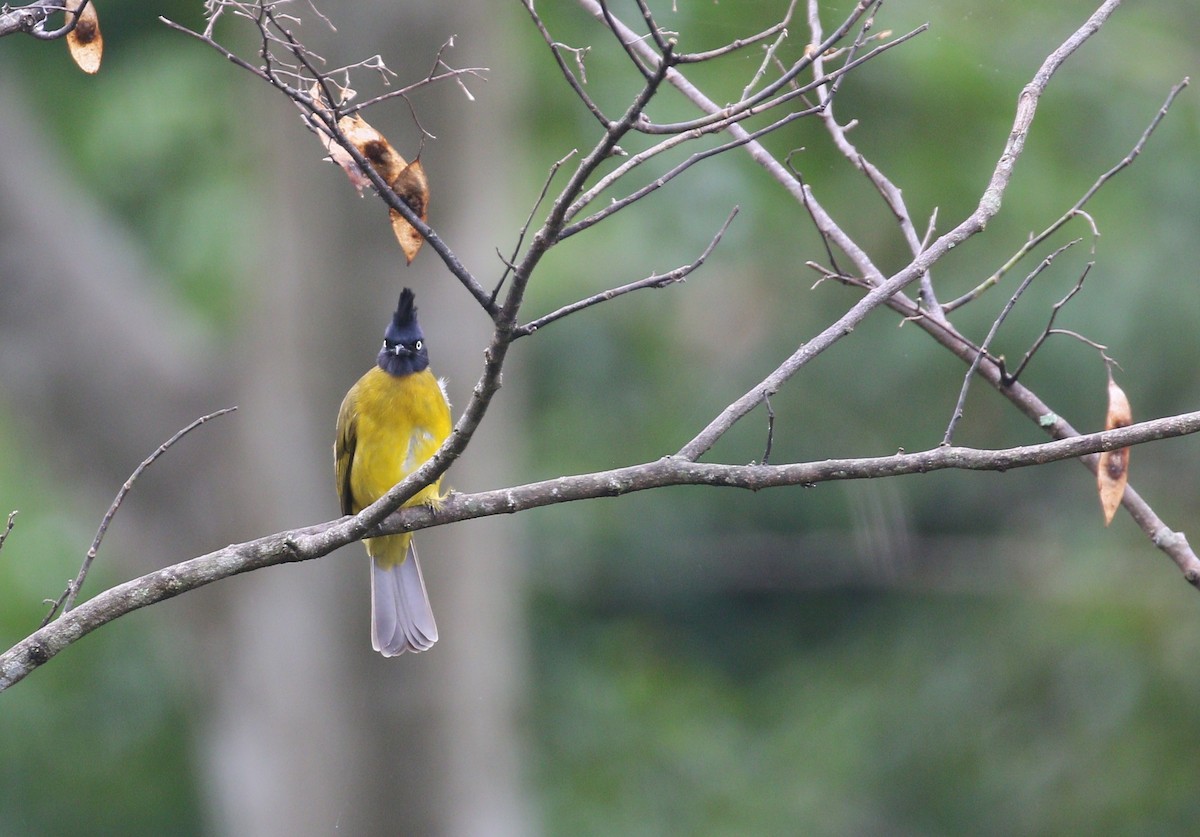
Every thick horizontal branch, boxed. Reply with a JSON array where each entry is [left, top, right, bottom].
[[412, 410, 1200, 529], [4, 408, 1198, 692]]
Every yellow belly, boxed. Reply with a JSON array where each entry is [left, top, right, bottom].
[[336, 366, 452, 566]]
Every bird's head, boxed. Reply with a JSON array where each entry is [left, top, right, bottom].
[[377, 288, 430, 376]]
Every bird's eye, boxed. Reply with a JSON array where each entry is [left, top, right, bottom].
[[414, 340, 423, 351]]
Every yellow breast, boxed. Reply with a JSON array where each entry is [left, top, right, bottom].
[[336, 366, 452, 515]]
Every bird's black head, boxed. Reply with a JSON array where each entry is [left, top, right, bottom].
[[377, 288, 430, 376]]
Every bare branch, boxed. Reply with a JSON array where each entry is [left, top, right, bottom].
[[494, 150, 578, 305], [343, 36, 488, 116], [560, 103, 819, 240], [524, 0, 608, 126], [0, 511, 16, 554], [5, 409, 1200, 692], [597, 0, 655, 80], [677, 0, 1125, 461], [0, 0, 90, 41], [1002, 244, 1099, 384], [576, 0, 877, 134], [499, 34, 680, 334], [634, 25, 927, 136], [680, 0, 797, 64], [44, 407, 239, 622], [517, 207, 738, 335], [0, 0, 61, 39], [943, 76, 1191, 313], [630, 0, 672, 56], [942, 241, 1080, 446], [163, 5, 500, 312]]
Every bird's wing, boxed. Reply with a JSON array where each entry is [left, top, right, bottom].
[[334, 392, 359, 517]]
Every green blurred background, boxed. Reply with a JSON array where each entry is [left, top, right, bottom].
[[1, 0, 1199, 834]]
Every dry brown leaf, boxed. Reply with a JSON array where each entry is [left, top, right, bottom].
[[303, 83, 428, 263], [65, 0, 102, 75], [305, 83, 407, 192], [389, 208, 423, 265], [314, 114, 408, 193], [389, 159, 429, 264], [303, 85, 370, 192], [1097, 376, 1131, 525], [340, 114, 406, 185]]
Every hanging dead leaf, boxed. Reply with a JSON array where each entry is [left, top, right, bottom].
[[1097, 375, 1131, 525], [65, 0, 102, 75], [315, 114, 408, 193], [389, 208, 423, 264], [302, 83, 428, 263], [389, 159, 429, 264], [304, 83, 406, 192], [341, 114, 406, 185]]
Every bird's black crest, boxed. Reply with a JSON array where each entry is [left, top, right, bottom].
[[384, 288, 424, 345], [393, 288, 417, 330]]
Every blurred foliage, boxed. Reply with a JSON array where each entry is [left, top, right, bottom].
[[2, 0, 259, 329], [532, 583, 1200, 835], [1, 0, 240, 832], [0, 413, 203, 835], [1, 0, 1199, 833]]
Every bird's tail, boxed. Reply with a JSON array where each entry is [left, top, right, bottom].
[[366, 533, 438, 655]]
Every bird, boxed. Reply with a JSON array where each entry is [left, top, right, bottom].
[[334, 288, 452, 655]]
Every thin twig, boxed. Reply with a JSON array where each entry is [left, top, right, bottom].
[[0, 511, 16, 554], [518, 207, 739, 335], [605, 0, 877, 134], [631, 0, 671, 55], [680, 0, 797, 65], [762, 394, 776, 465], [561, 104, 820, 239], [45, 407, 238, 623], [598, 0, 654, 80], [636, 24, 926, 135], [740, 28, 792, 99], [1048, 327, 1115, 363], [493, 150, 578, 305], [343, 37, 488, 115], [343, 66, 489, 116], [942, 241, 1079, 445], [524, 0, 608, 126], [943, 76, 1190, 313], [795, 169, 848, 282], [1002, 261, 1097, 384], [807, 0, 940, 313]]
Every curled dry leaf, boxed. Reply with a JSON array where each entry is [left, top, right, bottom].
[[305, 83, 402, 191], [65, 0, 102, 75], [1097, 376, 1131, 525], [303, 83, 427, 262], [340, 114, 406, 185], [389, 159, 430, 264]]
